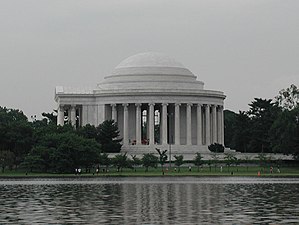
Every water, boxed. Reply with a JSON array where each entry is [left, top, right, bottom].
[[0, 177, 298, 224]]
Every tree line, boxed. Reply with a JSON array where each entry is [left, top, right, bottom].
[[0, 110, 122, 173], [224, 84, 299, 159]]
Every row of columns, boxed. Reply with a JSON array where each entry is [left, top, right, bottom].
[[57, 103, 225, 147], [118, 103, 224, 146]]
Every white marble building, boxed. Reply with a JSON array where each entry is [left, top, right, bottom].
[[55, 52, 226, 154]]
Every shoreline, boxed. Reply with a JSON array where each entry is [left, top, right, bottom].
[[1, 174, 299, 179]]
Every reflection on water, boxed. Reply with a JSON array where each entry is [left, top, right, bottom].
[[0, 177, 298, 224]]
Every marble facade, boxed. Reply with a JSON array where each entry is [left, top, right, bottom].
[[55, 52, 226, 154]]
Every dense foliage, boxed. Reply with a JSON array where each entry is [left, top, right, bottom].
[[112, 153, 131, 172], [0, 107, 33, 167], [224, 84, 299, 159], [193, 153, 204, 172], [97, 120, 122, 153], [208, 143, 224, 153], [0, 107, 122, 172], [141, 153, 158, 172]]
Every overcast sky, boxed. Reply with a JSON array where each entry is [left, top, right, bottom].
[[0, 0, 298, 119]]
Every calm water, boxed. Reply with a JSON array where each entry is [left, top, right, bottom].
[[0, 177, 298, 224]]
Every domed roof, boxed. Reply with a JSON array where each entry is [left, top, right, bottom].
[[115, 52, 185, 68], [109, 52, 195, 77], [97, 52, 204, 92]]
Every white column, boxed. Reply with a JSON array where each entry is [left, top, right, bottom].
[[123, 103, 129, 145], [149, 103, 155, 145], [135, 103, 142, 145], [212, 105, 217, 144], [197, 104, 202, 145], [82, 105, 88, 126], [70, 105, 76, 127], [220, 106, 225, 145], [97, 104, 105, 125], [217, 106, 221, 143], [205, 104, 211, 146], [111, 104, 117, 122], [162, 103, 168, 145], [186, 103, 192, 145], [78, 106, 82, 127], [95, 105, 99, 126], [174, 103, 180, 145], [57, 105, 64, 126]]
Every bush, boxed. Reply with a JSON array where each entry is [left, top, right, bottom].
[[208, 143, 225, 153]]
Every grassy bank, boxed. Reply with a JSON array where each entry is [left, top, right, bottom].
[[1, 166, 299, 178]]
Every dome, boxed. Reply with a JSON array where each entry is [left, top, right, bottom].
[[97, 52, 204, 92], [109, 52, 195, 77], [116, 52, 185, 68]]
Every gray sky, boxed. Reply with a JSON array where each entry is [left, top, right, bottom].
[[1, 0, 298, 119]]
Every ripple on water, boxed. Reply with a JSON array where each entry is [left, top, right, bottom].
[[0, 177, 298, 224]]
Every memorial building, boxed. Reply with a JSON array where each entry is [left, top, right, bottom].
[[55, 52, 226, 154]]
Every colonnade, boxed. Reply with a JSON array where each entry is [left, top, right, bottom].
[[57, 102, 224, 147], [111, 103, 224, 146]]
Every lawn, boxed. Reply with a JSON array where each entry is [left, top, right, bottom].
[[1, 165, 299, 177]]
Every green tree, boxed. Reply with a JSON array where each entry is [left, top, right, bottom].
[[98, 152, 110, 172], [275, 84, 299, 111], [270, 84, 299, 158], [0, 150, 15, 172], [193, 153, 203, 172], [173, 155, 184, 172], [22, 146, 51, 172], [231, 111, 251, 152], [247, 98, 279, 153], [0, 107, 34, 167], [31, 118, 58, 144], [142, 153, 158, 172], [6, 120, 33, 167], [113, 153, 130, 172], [269, 106, 299, 159], [130, 155, 141, 172], [77, 124, 98, 140], [224, 110, 237, 148], [40, 132, 101, 173], [97, 120, 122, 153], [155, 148, 168, 174], [78, 139, 100, 172]]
